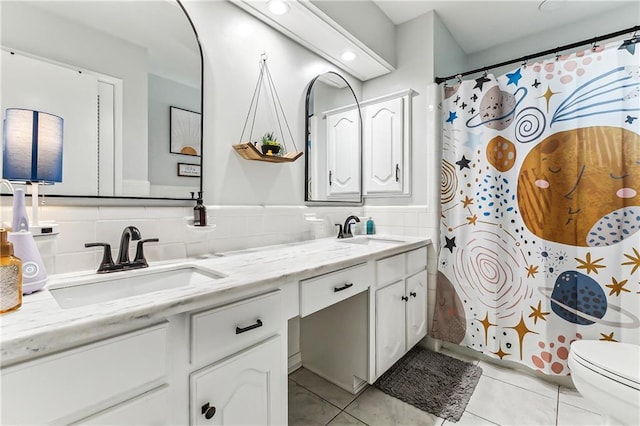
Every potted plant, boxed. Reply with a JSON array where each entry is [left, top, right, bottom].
[[261, 132, 282, 155]]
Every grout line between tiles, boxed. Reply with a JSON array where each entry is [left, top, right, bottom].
[[480, 373, 559, 400], [290, 377, 358, 413], [341, 387, 372, 425], [555, 386, 560, 426], [324, 410, 342, 425], [557, 400, 601, 415], [468, 411, 501, 425]]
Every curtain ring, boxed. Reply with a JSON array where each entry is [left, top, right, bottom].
[[591, 38, 599, 51], [522, 57, 528, 68], [261, 52, 268, 62], [555, 50, 561, 61], [483, 70, 488, 78], [456, 74, 462, 84]]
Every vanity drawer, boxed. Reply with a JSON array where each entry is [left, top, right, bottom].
[[376, 253, 406, 286], [76, 385, 170, 425], [407, 246, 427, 274], [300, 263, 369, 317], [191, 290, 282, 367], [0, 323, 168, 425]]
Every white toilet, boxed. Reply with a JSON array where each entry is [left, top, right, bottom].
[[568, 340, 640, 425]]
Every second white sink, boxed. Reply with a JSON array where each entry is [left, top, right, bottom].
[[49, 266, 225, 309]]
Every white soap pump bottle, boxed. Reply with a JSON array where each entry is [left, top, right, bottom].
[[7, 189, 48, 294]]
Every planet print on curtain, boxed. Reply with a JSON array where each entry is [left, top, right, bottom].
[[432, 38, 640, 375]]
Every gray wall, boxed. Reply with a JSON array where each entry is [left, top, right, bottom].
[[182, 0, 362, 205], [466, 3, 639, 78]]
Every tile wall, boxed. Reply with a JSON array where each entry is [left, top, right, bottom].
[[1, 203, 439, 274]]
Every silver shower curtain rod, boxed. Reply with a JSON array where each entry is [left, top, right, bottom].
[[435, 25, 640, 84]]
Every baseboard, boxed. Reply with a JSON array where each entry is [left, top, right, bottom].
[[353, 376, 369, 394], [288, 352, 302, 374]]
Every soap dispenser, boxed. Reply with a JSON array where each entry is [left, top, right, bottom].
[[7, 189, 48, 294], [1, 228, 23, 314], [194, 192, 207, 227], [366, 217, 375, 235]]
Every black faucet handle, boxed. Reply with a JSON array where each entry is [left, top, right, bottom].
[[335, 224, 344, 239], [85, 242, 120, 273], [133, 238, 159, 267]]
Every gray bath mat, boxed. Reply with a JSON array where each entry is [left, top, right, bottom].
[[374, 346, 482, 422]]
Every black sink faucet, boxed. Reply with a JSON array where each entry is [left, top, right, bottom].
[[343, 216, 360, 238], [85, 226, 158, 273], [117, 226, 142, 265]]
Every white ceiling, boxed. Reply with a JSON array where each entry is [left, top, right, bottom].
[[372, 0, 637, 54]]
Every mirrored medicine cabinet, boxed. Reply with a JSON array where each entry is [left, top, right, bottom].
[[305, 71, 363, 205]]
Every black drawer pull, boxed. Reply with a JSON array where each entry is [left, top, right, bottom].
[[410, 292, 417, 298], [334, 283, 354, 292], [401, 296, 409, 302], [235, 319, 263, 334]]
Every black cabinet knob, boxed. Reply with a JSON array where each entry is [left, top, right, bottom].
[[201, 402, 216, 419], [410, 292, 417, 298], [401, 296, 409, 302]]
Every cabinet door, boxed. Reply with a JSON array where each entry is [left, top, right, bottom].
[[363, 97, 404, 194], [406, 270, 428, 350], [375, 280, 406, 377], [191, 336, 284, 425], [326, 108, 360, 197]]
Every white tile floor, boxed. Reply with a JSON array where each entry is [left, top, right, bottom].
[[288, 347, 603, 426]]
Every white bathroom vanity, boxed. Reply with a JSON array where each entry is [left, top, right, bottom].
[[0, 235, 430, 425]]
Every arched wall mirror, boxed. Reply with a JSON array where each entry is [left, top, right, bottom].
[[0, 0, 202, 203], [305, 72, 362, 204]]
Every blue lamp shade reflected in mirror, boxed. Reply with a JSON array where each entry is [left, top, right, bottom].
[[3, 108, 63, 183]]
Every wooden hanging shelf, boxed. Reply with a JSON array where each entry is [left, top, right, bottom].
[[233, 143, 303, 163], [235, 53, 302, 164]]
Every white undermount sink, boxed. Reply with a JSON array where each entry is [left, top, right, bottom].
[[337, 236, 405, 245], [49, 266, 225, 309]]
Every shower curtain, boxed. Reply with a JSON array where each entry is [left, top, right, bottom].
[[432, 38, 640, 375]]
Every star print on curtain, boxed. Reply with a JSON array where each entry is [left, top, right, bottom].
[[432, 37, 640, 375]]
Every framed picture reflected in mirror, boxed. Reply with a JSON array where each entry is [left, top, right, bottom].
[[170, 106, 201, 156]]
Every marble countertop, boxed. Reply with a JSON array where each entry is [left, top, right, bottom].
[[0, 235, 430, 367]]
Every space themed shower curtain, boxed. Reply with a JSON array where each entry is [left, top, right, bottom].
[[432, 37, 640, 375]]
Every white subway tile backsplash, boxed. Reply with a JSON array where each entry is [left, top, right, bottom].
[[98, 206, 147, 220], [186, 241, 210, 258], [145, 207, 191, 218], [404, 212, 419, 228], [144, 243, 187, 262], [56, 252, 98, 275], [39, 206, 100, 222], [32, 204, 437, 275], [55, 221, 96, 254]]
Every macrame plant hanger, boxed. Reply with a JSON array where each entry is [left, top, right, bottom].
[[233, 53, 303, 163]]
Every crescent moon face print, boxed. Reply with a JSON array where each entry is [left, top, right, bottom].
[[435, 39, 640, 376]]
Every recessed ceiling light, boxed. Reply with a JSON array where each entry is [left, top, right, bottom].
[[538, 0, 566, 12], [268, 0, 289, 15], [341, 51, 356, 61]]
